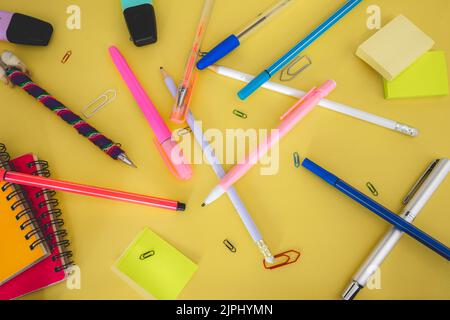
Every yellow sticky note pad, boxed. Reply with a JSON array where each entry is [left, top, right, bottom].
[[357, 15, 435, 80], [113, 228, 198, 300], [384, 51, 449, 99]]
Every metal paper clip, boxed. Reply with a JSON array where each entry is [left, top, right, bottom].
[[61, 50, 72, 64], [403, 159, 440, 205], [233, 109, 248, 119], [139, 250, 155, 260], [223, 239, 237, 253], [263, 250, 301, 270], [293, 152, 301, 168], [177, 127, 192, 137], [280, 55, 312, 82], [366, 182, 379, 197], [82, 89, 117, 118]]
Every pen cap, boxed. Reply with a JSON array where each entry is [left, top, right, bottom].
[[121, 0, 157, 46], [4, 12, 53, 46], [197, 35, 241, 70], [238, 71, 271, 100], [302, 158, 339, 185], [317, 80, 337, 97]]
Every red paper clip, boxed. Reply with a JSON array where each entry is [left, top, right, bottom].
[[263, 250, 301, 270]]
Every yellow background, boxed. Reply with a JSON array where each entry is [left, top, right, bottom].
[[0, 0, 449, 300]]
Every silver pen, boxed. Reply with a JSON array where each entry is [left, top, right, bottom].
[[342, 158, 450, 300]]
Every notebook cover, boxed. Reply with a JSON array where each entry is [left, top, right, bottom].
[[113, 228, 197, 300], [0, 154, 73, 300], [356, 15, 435, 80], [0, 153, 49, 286], [383, 51, 449, 99]]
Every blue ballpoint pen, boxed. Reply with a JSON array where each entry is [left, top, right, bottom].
[[302, 158, 450, 261], [238, 0, 363, 100]]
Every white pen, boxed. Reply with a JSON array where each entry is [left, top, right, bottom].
[[342, 158, 450, 300], [207, 65, 419, 137], [160, 67, 274, 263]]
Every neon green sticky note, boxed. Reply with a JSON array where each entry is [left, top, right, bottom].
[[113, 228, 198, 300], [384, 51, 449, 99]]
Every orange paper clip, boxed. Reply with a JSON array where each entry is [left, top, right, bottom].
[[263, 250, 301, 270]]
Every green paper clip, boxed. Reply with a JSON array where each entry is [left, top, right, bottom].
[[293, 152, 301, 168], [139, 250, 155, 260], [223, 239, 237, 253], [177, 127, 192, 137], [366, 182, 379, 197], [233, 109, 248, 119]]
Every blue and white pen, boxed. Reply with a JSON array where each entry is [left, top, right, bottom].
[[302, 158, 450, 261], [238, 0, 363, 100], [160, 67, 274, 263]]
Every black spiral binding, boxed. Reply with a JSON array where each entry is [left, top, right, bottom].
[[26, 159, 74, 273], [0, 144, 47, 252]]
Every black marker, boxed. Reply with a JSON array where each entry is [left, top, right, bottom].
[[121, 0, 157, 47], [0, 10, 53, 46]]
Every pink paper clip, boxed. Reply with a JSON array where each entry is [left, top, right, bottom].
[[263, 250, 301, 270]]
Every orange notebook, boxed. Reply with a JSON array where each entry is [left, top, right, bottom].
[[0, 153, 74, 300], [0, 144, 49, 285]]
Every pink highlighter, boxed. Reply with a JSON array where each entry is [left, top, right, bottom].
[[109, 46, 193, 180]]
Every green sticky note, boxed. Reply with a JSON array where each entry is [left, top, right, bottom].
[[113, 228, 198, 300], [384, 51, 449, 99]]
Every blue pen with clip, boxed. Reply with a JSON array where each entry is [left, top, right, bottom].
[[238, 0, 363, 100], [197, 0, 293, 70], [302, 158, 450, 261]]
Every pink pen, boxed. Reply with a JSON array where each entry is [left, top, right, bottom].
[[202, 79, 336, 206], [109, 46, 193, 180]]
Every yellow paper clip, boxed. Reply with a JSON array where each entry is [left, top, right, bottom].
[[233, 109, 248, 119], [280, 55, 312, 82], [61, 50, 72, 64], [82, 89, 117, 119]]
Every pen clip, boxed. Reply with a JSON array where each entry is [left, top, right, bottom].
[[280, 87, 317, 121], [403, 159, 440, 205]]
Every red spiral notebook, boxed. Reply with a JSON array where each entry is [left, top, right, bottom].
[[0, 153, 74, 300]]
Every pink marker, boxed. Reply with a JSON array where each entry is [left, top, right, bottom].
[[109, 46, 193, 180], [202, 80, 336, 206]]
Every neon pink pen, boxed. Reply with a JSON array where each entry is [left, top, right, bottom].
[[202, 80, 336, 206], [109, 46, 193, 180]]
